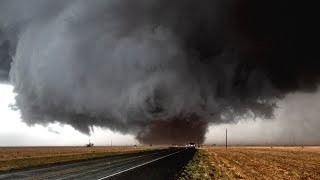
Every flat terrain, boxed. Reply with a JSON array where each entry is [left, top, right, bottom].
[[202, 146, 320, 179], [0, 148, 194, 180], [2, 146, 319, 179], [0, 146, 163, 171]]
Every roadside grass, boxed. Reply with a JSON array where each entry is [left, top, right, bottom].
[[179, 149, 223, 180], [0, 147, 162, 172]]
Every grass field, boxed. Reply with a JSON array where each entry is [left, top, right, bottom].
[[196, 146, 320, 179], [0, 146, 163, 171]]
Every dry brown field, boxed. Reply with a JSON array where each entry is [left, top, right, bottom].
[[0, 146, 162, 171], [202, 146, 320, 179]]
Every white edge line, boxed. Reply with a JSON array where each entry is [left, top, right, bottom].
[[97, 149, 186, 180], [0, 150, 165, 178]]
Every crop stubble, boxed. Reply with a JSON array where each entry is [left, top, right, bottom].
[[203, 147, 320, 179]]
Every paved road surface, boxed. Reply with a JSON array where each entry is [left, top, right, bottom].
[[0, 148, 195, 180]]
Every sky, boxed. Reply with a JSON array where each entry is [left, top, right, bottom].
[[0, 84, 136, 146], [1, 83, 319, 146]]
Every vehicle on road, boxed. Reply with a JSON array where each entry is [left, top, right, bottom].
[[186, 143, 196, 149]]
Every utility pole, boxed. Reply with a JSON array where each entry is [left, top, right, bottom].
[[111, 140, 112, 147], [226, 129, 228, 149]]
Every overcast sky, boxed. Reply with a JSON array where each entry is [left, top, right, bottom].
[[0, 83, 136, 146], [1, 83, 319, 146]]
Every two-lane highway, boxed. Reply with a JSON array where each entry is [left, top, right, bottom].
[[0, 148, 195, 180]]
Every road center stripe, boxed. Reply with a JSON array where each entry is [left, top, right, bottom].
[[97, 149, 186, 180]]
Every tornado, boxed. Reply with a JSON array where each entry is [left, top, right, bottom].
[[0, 0, 310, 144]]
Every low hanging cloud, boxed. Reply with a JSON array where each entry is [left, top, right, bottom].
[[0, 0, 312, 144], [208, 90, 320, 145]]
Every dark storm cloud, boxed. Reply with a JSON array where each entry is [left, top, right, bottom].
[[0, 31, 12, 81], [0, 0, 306, 144]]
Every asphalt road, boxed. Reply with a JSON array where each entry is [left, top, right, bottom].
[[0, 148, 195, 180]]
